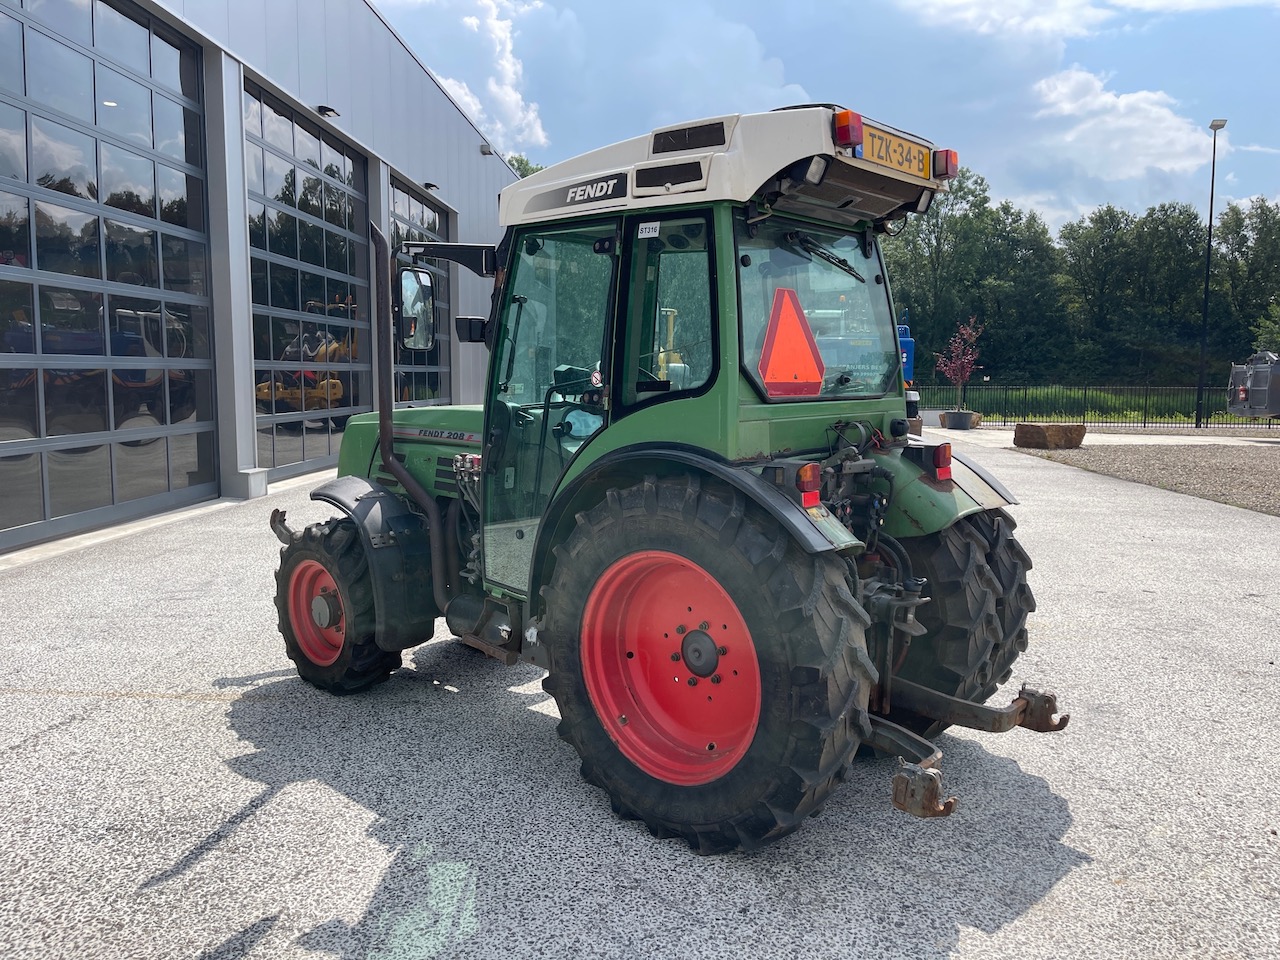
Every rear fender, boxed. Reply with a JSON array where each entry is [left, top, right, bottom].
[[311, 475, 439, 652], [874, 446, 1017, 539], [528, 444, 862, 611]]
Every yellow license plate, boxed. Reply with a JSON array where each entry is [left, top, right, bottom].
[[862, 125, 932, 182]]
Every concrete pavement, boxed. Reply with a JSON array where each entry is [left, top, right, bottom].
[[1, 441, 1277, 959]]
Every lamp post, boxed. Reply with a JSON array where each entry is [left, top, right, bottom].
[[1195, 118, 1227, 428]]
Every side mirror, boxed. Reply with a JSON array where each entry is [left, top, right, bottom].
[[399, 267, 435, 352], [455, 315, 488, 344]]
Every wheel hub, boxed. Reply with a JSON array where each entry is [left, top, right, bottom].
[[680, 629, 719, 678], [311, 590, 342, 630]]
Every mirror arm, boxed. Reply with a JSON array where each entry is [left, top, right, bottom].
[[403, 242, 497, 278]]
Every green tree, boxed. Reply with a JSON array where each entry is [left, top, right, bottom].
[[1252, 303, 1280, 352], [506, 154, 545, 178]]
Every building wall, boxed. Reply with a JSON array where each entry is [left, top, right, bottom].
[[0, 0, 514, 551]]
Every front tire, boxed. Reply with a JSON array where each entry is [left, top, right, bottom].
[[541, 475, 876, 853], [274, 518, 401, 694]]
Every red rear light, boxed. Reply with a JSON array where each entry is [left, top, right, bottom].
[[933, 442, 952, 481], [833, 110, 864, 148], [796, 462, 822, 493], [932, 149, 959, 180]]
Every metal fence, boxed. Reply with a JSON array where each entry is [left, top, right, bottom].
[[917, 384, 1278, 429]]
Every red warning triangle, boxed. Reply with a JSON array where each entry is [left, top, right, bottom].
[[757, 287, 825, 397]]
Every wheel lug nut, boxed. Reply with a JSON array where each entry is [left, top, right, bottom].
[[699, 621, 709, 630], [676, 625, 686, 635], [717, 645, 728, 656], [711, 674, 722, 684], [670, 652, 681, 662], [687, 677, 698, 687]]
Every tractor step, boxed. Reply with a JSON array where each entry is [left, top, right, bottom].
[[889, 679, 1070, 734]]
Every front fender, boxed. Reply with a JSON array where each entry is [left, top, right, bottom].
[[310, 475, 439, 652]]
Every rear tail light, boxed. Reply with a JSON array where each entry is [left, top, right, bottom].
[[932, 149, 959, 180], [833, 110, 864, 148], [933, 443, 952, 481], [797, 462, 822, 507]]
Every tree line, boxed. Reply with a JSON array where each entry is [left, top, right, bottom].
[[880, 168, 1280, 386]]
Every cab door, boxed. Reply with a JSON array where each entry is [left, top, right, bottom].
[[482, 219, 621, 595]]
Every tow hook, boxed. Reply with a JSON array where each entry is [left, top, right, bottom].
[[892, 759, 957, 819], [270, 509, 296, 545], [1016, 686, 1071, 732], [866, 715, 958, 819]]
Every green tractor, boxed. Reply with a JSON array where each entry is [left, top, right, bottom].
[[270, 105, 1067, 852]]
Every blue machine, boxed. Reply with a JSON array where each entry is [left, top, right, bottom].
[[897, 312, 915, 383]]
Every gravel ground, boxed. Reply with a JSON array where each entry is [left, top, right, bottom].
[[1020, 440, 1280, 516]]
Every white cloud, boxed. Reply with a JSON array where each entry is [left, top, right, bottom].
[[894, 0, 1280, 38], [1239, 144, 1280, 155], [1032, 66, 1214, 180]]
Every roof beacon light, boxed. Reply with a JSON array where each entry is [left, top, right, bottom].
[[933, 149, 959, 180], [796, 462, 822, 508], [833, 110, 864, 149]]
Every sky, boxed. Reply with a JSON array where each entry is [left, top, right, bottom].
[[372, 0, 1280, 231]]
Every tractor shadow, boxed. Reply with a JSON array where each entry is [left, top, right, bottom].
[[210, 641, 1086, 959]]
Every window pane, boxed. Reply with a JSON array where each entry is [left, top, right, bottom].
[[94, 0, 148, 75], [96, 64, 152, 147], [323, 182, 346, 227], [111, 366, 164, 433], [104, 218, 157, 286], [245, 142, 263, 196], [321, 138, 344, 182], [300, 270, 323, 310], [168, 367, 211, 424], [252, 313, 272, 361], [242, 88, 261, 139], [267, 208, 296, 258], [0, 280, 35, 351], [0, 102, 25, 181], [264, 152, 294, 206], [0, 404, 44, 529], [101, 142, 154, 218], [153, 95, 199, 165], [160, 234, 205, 295], [297, 218, 322, 265], [157, 165, 202, 229], [250, 257, 267, 304], [46, 368, 108, 434], [107, 294, 162, 357], [0, 189, 30, 268], [113, 439, 168, 502], [39, 285, 101, 353], [298, 172, 322, 217], [262, 99, 292, 153], [169, 430, 214, 488], [325, 230, 346, 274], [248, 198, 266, 249], [269, 262, 297, 310], [48, 443, 112, 516], [295, 122, 319, 170], [26, 30, 93, 123], [0, 10, 23, 96], [166, 303, 208, 359], [27, 0, 91, 46], [151, 30, 197, 99], [35, 201, 99, 278], [31, 117, 95, 199]]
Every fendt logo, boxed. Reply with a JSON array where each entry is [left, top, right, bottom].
[[528, 173, 629, 213]]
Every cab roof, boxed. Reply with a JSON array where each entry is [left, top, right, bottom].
[[498, 105, 951, 231]]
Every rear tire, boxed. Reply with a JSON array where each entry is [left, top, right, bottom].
[[541, 475, 876, 853], [893, 509, 1034, 737], [275, 518, 401, 694]]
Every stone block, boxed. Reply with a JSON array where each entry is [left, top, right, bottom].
[[1013, 423, 1086, 449]]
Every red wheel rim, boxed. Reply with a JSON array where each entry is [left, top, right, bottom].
[[581, 550, 762, 786], [287, 559, 345, 667]]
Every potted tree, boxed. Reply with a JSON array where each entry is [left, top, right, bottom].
[[936, 316, 983, 429]]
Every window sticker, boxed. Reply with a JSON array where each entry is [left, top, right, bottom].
[[637, 221, 660, 239]]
